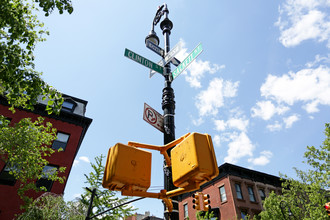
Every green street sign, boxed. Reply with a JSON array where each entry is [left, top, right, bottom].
[[171, 43, 203, 80], [124, 48, 164, 74]]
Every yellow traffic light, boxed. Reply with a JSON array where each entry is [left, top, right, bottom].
[[102, 143, 152, 192], [202, 194, 211, 211], [171, 133, 219, 188], [192, 193, 201, 210]]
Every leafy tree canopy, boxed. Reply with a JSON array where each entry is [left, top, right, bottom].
[[16, 193, 85, 220], [17, 155, 138, 219], [0, 0, 73, 114], [80, 155, 136, 219], [258, 123, 330, 220], [0, 116, 66, 209]]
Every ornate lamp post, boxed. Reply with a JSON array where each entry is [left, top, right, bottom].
[[145, 4, 178, 220]]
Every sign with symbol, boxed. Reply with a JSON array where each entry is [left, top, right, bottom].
[[150, 41, 183, 78], [143, 103, 164, 133], [171, 43, 203, 81], [146, 40, 164, 57], [124, 48, 164, 74], [164, 41, 182, 64]]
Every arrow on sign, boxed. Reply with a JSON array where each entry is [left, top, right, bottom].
[[150, 41, 183, 78], [171, 43, 203, 81], [124, 48, 164, 74]]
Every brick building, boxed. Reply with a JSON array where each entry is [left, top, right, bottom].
[[178, 163, 282, 220], [0, 94, 92, 219]]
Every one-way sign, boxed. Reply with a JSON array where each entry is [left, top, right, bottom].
[[146, 40, 164, 57]]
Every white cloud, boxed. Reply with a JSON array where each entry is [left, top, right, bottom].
[[213, 134, 221, 147], [224, 132, 255, 164], [306, 54, 330, 68], [73, 160, 79, 167], [260, 66, 330, 113], [195, 78, 239, 116], [192, 117, 204, 126], [251, 100, 289, 120], [79, 156, 90, 163], [214, 119, 226, 131], [267, 121, 283, 131], [175, 39, 225, 88], [276, 0, 330, 48], [283, 114, 300, 128], [214, 118, 249, 132], [248, 151, 273, 166], [185, 61, 224, 88]]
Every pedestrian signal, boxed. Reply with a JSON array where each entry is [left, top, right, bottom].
[[171, 133, 219, 188], [102, 143, 152, 192]]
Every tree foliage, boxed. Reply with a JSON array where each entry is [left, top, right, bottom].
[[0, 0, 73, 114], [16, 193, 85, 220], [258, 123, 330, 220], [17, 155, 138, 219], [80, 155, 136, 219], [0, 116, 66, 209]]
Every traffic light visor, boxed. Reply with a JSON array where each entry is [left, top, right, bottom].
[[171, 133, 219, 188], [102, 143, 152, 192]]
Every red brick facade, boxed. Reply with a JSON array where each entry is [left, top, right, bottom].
[[178, 163, 282, 220], [0, 95, 92, 219]]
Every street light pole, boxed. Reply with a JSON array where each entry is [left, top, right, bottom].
[[160, 5, 179, 220], [146, 4, 179, 219]]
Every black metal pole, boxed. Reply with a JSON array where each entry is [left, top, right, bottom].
[[160, 4, 179, 220], [85, 188, 97, 220]]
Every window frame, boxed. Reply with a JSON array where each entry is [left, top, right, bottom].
[[61, 99, 77, 113], [235, 183, 243, 200], [183, 203, 188, 218], [52, 132, 70, 151], [247, 186, 256, 202], [0, 163, 17, 186], [35, 165, 58, 191], [219, 185, 227, 202], [258, 188, 266, 201]]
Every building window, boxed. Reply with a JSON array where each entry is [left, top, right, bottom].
[[219, 185, 227, 202], [258, 189, 266, 201], [0, 163, 17, 186], [52, 132, 70, 150], [183, 203, 188, 218], [62, 100, 76, 113], [235, 183, 243, 199], [248, 186, 256, 202], [36, 165, 57, 191]]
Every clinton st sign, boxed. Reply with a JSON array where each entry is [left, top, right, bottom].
[[124, 48, 164, 74]]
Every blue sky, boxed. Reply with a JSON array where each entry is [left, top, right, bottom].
[[34, 0, 330, 217]]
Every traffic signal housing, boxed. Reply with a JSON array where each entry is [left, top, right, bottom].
[[202, 194, 211, 211], [192, 193, 201, 210], [102, 143, 152, 192], [325, 202, 330, 216], [171, 133, 219, 188]]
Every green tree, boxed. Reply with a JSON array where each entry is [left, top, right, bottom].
[[0, 0, 73, 114], [80, 155, 136, 219], [258, 123, 330, 220], [196, 211, 217, 220], [16, 193, 86, 220], [0, 116, 66, 209]]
